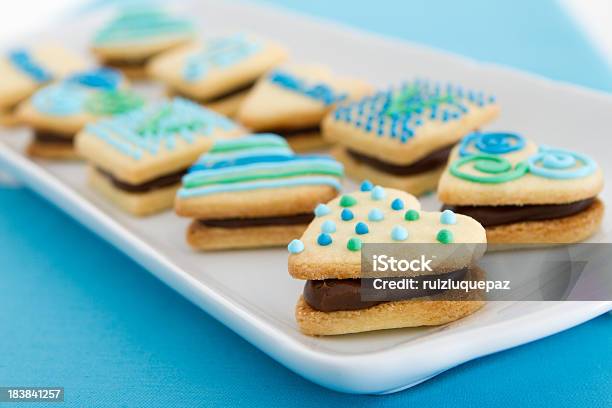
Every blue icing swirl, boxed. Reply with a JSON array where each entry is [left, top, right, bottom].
[[459, 131, 526, 157], [527, 146, 597, 179], [66, 68, 122, 90], [8, 49, 53, 82], [32, 84, 88, 116], [268, 71, 347, 106]]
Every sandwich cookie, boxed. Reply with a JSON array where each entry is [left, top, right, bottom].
[[236, 65, 372, 152], [0, 45, 88, 126], [437, 131, 604, 245], [175, 134, 343, 250], [17, 68, 144, 159], [288, 185, 487, 335], [322, 79, 500, 195], [149, 33, 288, 117], [75, 98, 243, 216], [91, 8, 196, 79]]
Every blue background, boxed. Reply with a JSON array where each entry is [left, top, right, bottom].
[[1, 0, 611, 406]]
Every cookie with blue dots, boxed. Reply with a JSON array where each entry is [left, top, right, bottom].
[[175, 134, 343, 250], [287, 184, 487, 335], [236, 65, 372, 152], [0, 45, 88, 126], [16, 68, 144, 159], [322, 79, 500, 196], [91, 8, 196, 79], [149, 33, 288, 117], [438, 132, 604, 244], [75, 98, 244, 216], [437, 131, 604, 245]]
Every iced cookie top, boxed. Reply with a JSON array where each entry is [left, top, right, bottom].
[[288, 185, 487, 280], [438, 131, 604, 206], [323, 79, 500, 165]]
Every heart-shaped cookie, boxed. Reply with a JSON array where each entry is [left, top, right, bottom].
[[437, 131, 604, 244]]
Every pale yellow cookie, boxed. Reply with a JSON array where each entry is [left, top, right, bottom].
[[149, 34, 288, 103], [236, 64, 373, 131], [0, 45, 88, 112], [288, 187, 487, 280]]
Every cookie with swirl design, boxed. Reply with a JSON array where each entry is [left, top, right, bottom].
[[149, 33, 288, 117], [17, 67, 143, 159], [0, 45, 88, 126], [322, 79, 500, 196], [437, 131, 604, 245], [236, 65, 373, 152]]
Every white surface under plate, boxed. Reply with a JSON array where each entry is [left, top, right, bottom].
[[0, 0, 611, 394]]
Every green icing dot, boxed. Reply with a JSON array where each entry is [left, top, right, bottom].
[[404, 209, 420, 221], [339, 195, 357, 207], [347, 237, 362, 251], [437, 229, 454, 244]]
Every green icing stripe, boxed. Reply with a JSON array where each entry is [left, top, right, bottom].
[[210, 135, 289, 153]]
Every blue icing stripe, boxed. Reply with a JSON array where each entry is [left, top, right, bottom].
[[183, 34, 262, 81], [32, 84, 88, 116], [8, 49, 53, 82], [268, 71, 347, 106], [177, 176, 342, 198], [183, 158, 343, 186], [190, 154, 294, 172], [66, 68, 122, 90]]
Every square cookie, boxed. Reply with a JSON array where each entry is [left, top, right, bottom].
[[437, 131, 604, 245], [148, 33, 288, 117], [287, 184, 487, 335], [91, 8, 196, 79], [0, 45, 88, 126], [76, 98, 243, 216], [322, 79, 500, 195], [17, 68, 144, 159], [236, 65, 372, 152], [175, 134, 344, 250]]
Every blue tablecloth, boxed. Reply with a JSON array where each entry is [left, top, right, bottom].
[[1, 0, 611, 406]]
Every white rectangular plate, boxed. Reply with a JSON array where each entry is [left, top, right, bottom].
[[1, 0, 611, 394]]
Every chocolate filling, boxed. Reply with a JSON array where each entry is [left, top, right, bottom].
[[172, 80, 257, 104], [347, 144, 454, 176], [102, 56, 152, 70], [304, 267, 469, 312], [96, 167, 187, 193], [34, 129, 74, 145], [199, 213, 314, 228], [441, 197, 595, 227]]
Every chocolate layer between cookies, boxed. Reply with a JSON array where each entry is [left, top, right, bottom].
[[442, 197, 596, 227], [304, 267, 469, 312], [198, 213, 314, 228], [33, 129, 74, 146], [346, 144, 454, 176], [96, 166, 188, 193], [171, 80, 257, 104]]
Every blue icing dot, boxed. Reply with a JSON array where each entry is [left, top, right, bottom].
[[360, 180, 374, 191], [314, 203, 331, 217], [355, 222, 369, 235], [371, 186, 386, 200], [368, 208, 384, 222], [321, 220, 336, 233], [391, 198, 404, 210], [391, 226, 408, 241], [341, 208, 354, 221], [317, 233, 333, 246], [440, 209, 457, 225], [287, 239, 304, 254]]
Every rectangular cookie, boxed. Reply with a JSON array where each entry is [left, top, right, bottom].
[[75, 97, 243, 216], [175, 134, 343, 249], [322, 80, 500, 195]]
